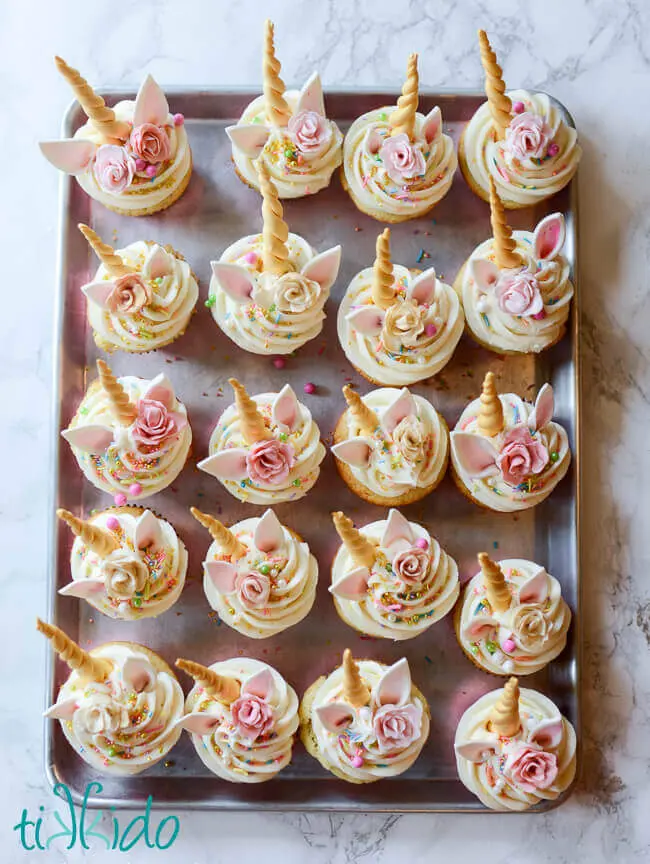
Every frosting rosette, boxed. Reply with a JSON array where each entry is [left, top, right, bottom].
[[178, 658, 299, 783], [45, 642, 184, 776], [62, 364, 192, 500], [454, 678, 577, 810], [300, 653, 429, 783], [330, 509, 459, 639], [58, 507, 187, 620], [198, 380, 325, 505], [456, 554, 571, 675]]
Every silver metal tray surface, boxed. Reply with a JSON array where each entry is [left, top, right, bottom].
[[46, 88, 580, 812]]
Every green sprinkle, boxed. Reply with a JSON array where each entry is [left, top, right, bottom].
[[80, 407, 89, 415], [259, 563, 270, 576], [108, 746, 118, 757], [279, 432, 288, 442], [293, 478, 301, 487], [284, 148, 294, 159], [550, 451, 559, 462], [485, 640, 498, 655], [205, 295, 216, 308], [132, 597, 142, 608], [268, 304, 277, 313], [379, 112, 388, 121]]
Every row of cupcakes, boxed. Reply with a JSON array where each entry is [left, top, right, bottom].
[[38, 620, 576, 809], [40, 24, 581, 217]]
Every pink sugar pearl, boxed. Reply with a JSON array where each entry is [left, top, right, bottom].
[[244, 251, 257, 265], [273, 358, 286, 370], [425, 324, 437, 337], [145, 165, 158, 178], [503, 638, 516, 654], [114, 493, 127, 507], [532, 309, 547, 320], [134, 158, 147, 172], [351, 755, 363, 768], [512, 101, 525, 114], [129, 483, 143, 497], [173, 113, 185, 126], [106, 516, 120, 530], [547, 142, 560, 157], [303, 382, 316, 395], [415, 537, 429, 550]]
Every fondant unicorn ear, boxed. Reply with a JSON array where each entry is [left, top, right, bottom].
[[253, 509, 284, 553], [365, 127, 383, 155], [61, 425, 114, 454], [454, 740, 496, 762], [331, 438, 373, 469], [39, 139, 96, 174], [59, 579, 106, 599], [81, 281, 116, 309], [534, 213, 566, 261], [198, 450, 249, 481], [375, 657, 411, 706], [144, 245, 171, 280], [44, 698, 78, 720], [422, 106, 442, 144], [204, 560, 238, 594], [469, 258, 499, 291], [381, 388, 417, 436], [143, 374, 180, 413], [451, 432, 499, 477], [272, 384, 299, 432], [211, 262, 255, 304], [346, 306, 385, 337], [529, 384, 554, 432], [177, 711, 221, 736], [296, 71, 326, 116], [529, 717, 564, 749], [225, 124, 270, 159], [462, 616, 499, 641], [329, 566, 370, 600], [133, 74, 169, 126], [516, 567, 549, 605], [381, 508, 415, 549], [122, 657, 156, 693], [300, 246, 341, 291], [242, 668, 275, 701], [315, 702, 354, 733], [134, 510, 163, 551], [408, 268, 437, 306]]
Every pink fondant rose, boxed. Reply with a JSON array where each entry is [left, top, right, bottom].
[[231, 694, 274, 741], [504, 745, 558, 792], [379, 133, 426, 183], [235, 571, 271, 609], [106, 273, 153, 314], [93, 144, 136, 193], [373, 701, 423, 753], [132, 399, 181, 449], [505, 112, 553, 161], [392, 547, 430, 585], [497, 426, 549, 487], [130, 123, 171, 165], [287, 110, 331, 157], [246, 439, 295, 486], [495, 270, 543, 317]]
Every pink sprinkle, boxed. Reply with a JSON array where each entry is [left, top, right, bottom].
[[351, 755, 363, 768], [512, 101, 525, 114], [114, 493, 127, 507], [273, 358, 285, 370], [303, 382, 316, 395], [244, 251, 257, 265], [134, 158, 147, 172], [145, 165, 157, 178], [106, 516, 120, 530], [173, 113, 185, 126], [425, 324, 437, 337], [415, 537, 428, 549], [547, 142, 560, 157], [503, 638, 516, 654], [129, 483, 142, 497], [532, 309, 546, 320]]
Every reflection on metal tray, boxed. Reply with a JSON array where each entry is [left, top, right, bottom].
[[46, 88, 580, 812]]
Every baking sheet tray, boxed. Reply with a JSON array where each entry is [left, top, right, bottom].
[[46, 88, 580, 811]]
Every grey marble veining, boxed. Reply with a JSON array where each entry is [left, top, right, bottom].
[[2, 0, 650, 860]]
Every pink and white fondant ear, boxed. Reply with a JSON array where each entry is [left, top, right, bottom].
[[82, 281, 116, 310], [122, 657, 156, 693], [133, 74, 169, 127], [381, 388, 417, 436], [529, 384, 554, 432], [451, 432, 499, 478], [329, 566, 370, 600], [59, 579, 106, 599], [408, 269, 437, 306], [331, 438, 373, 469], [422, 106, 442, 144], [134, 510, 163, 551], [39, 139, 96, 175], [346, 306, 385, 336], [375, 657, 411, 707], [144, 245, 171, 280], [211, 262, 255, 304], [198, 450, 249, 481], [143, 373, 176, 408], [455, 739, 496, 762], [516, 567, 549, 605], [254, 509, 284, 553], [272, 384, 300, 432], [315, 702, 354, 733], [296, 71, 326, 116], [226, 124, 270, 159], [242, 668, 274, 701], [381, 509, 415, 549], [204, 561, 238, 594], [529, 717, 564, 749], [44, 698, 78, 720], [300, 246, 341, 291], [61, 425, 114, 454], [469, 257, 500, 291], [462, 616, 499, 641], [534, 213, 566, 261], [365, 127, 383, 155], [177, 711, 222, 736]]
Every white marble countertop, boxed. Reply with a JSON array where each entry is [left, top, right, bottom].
[[3, 0, 650, 860]]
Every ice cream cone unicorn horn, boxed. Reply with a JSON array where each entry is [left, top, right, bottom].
[[342, 649, 370, 707], [36, 618, 112, 681], [489, 179, 522, 269], [489, 676, 521, 736], [263, 20, 291, 127], [342, 385, 380, 436], [332, 512, 376, 569], [176, 658, 241, 704], [54, 56, 130, 141], [56, 508, 120, 557], [96, 359, 137, 426], [389, 53, 419, 140], [478, 552, 511, 613], [478, 31, 512, 140], [259, 163, 291, 276], [190, 507, 246, 559], [372, 228, 395, 310], [477, 371, 504, 437], [78, 223, 132, 278], [229, 378, 272, 445]]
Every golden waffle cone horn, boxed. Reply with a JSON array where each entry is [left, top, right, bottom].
[[488, 179, 523, 269], [342, 649, 370, 708], [477, 371, 504, 437], [57, 508, 120, 558], [331, 512, 376, 569], [489, 677, 521, 736], [54, 56, 130, 141], [78, 223, 132, 278], [389, 53, 419, 140], [372, 228, 395, 310], [478, 552, 511, 613], [259, 163, 292, 276], [229, 378, 272, 445], [96, 359, 137, 426], [176, 658, 241, 704], [478, 31, 512, 140], [342, 385, 379, 437], [190, 507, 246, 560], [263, 20, 291, 126], [37, 618, 112, 681]]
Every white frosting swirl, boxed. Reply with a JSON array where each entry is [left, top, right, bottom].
[[337, 266, 464, 385], [185, 658, 299, 783], [210, 233, 326, 354], [458, 233, 573, 353], [87, 242, 198, 352], [231, 92, 343, 197], [68, 509, 187, 620], [342, 109, 457, 219], [74, 101, 191, 213], [455, 686, 577, 810], [457, 560, 571, 675], [55, 644, 184, 776], [451, 393, 571, 512], [461, 90, 581, 207]]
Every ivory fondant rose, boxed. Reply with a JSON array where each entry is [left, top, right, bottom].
[[130, 123, 171, 165], [392, 547, 430, 585], [246, 439, 295, 485], [504, 745, 558, 792], [378, 133, 426, 183], [76, 694, 129, 735], [106, 273, 153, 314], [231, 693, 275, 741], [102, 553, 149, 600], [235, 571, 271, 609], [373, 698, 423, 753], [132, 398, 183, 450], [495, 270, 543, 317], [392, 416, 426, 463], [512, 606, 549, 651], [93, 145, 136, 193], [497, 426, 549, 487], [504, 112, 553, 162], [287, 110, 332, 157], [383, 301, 427, 349], [275, 273, 321, 314]]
